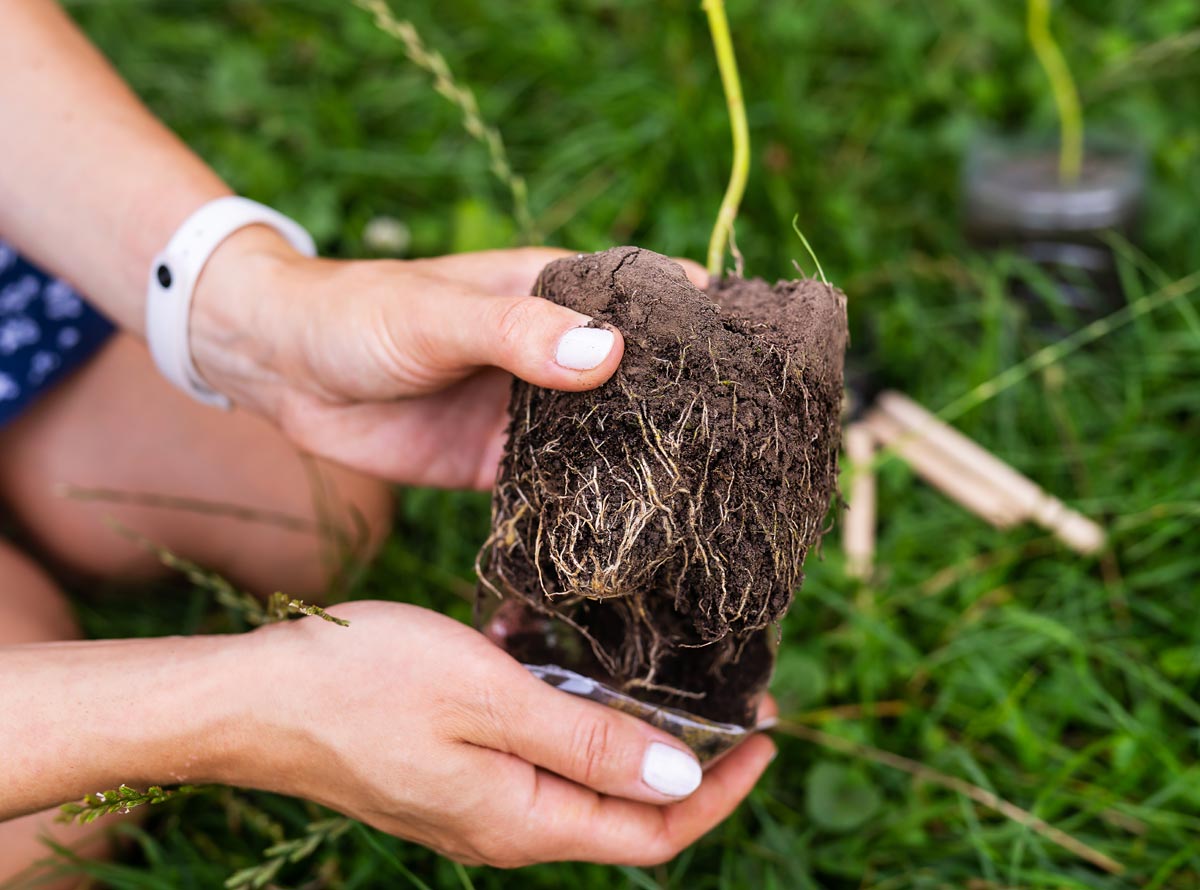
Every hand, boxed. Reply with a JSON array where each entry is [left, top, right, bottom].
[[190, 229, 707, 489], [240, 601, 775, 867]]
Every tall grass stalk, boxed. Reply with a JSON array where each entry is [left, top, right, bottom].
[[354, 0, 537, 243], [938, 267, 1200, 422], [772, 720, 1124, 874]]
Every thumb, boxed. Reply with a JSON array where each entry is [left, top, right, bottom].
[[424, 291, 625, 391], [467, 668, 704, 803]]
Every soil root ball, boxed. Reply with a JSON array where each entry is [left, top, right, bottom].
[[478, 246, 847, 724]]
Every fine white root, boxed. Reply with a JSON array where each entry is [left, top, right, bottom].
[[479, 323, 841, 708]]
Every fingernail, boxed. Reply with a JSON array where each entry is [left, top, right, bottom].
[[642, 742, 702, 798], [556, 326, 615, 371]]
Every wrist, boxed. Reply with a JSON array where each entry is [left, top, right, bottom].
[[180, 629, 288, 789], [188, 225, 308, 418], [210, 619, 343, 801], [115, 633, 269, 790]]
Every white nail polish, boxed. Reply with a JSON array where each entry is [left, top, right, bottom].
[[642, 742, 702, 797], [556, 327, 615, 371]]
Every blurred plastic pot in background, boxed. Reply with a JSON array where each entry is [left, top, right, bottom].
[[478, 597, 762, 764], [962, 131, 1146, 319]]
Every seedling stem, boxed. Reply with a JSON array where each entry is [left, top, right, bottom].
[[1027, 0, 1084, 184], [703, 0, 750, 278]]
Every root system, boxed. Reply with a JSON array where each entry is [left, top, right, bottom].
[[477, 247, 847, 724]]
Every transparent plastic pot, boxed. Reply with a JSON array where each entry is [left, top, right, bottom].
[[962, 131, 1146, 319], [478, 596, 763, 764]]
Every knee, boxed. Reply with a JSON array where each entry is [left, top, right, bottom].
[[251, 469, 393, 601], [14, 471, 393, 605], [0, 810, 123, 890], [102, 471, 392, 602], [0, 541, 80, 644]]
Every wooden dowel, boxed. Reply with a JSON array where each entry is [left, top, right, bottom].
[[878, 390, 1044, 505], [862, 410, 1023, 529], [876, 391, 1105, 554], [843, 423, 877, 581]]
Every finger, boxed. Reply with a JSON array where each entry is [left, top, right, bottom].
[[672, 257, 710, 289], [419, 248, 707, 295], [408, 287, 625, 391], [756, 693, 779, 725], [655, 733, 776, 857], [411, 247, 573, 295], [458, 666, 703, 804], [513, 733, 776, 866]]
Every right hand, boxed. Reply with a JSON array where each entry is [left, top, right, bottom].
[[238, 601, 775, 867], [191, 235, 708, 490]]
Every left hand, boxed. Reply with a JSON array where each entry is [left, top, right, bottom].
[[190, 229, 706, 488], [229, 600, 777, 868]]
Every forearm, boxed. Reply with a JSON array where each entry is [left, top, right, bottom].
[[0, 634, 257, 820], [0, 0, 231, 333]]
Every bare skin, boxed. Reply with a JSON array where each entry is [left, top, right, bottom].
[[0, 542, 113, 888], [0, 334, 392, 592], [0, 0, 775, 884]]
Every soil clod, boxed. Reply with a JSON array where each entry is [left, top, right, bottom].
[[478, 246, 847, 725]]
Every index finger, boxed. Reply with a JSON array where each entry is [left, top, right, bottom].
[[410, 247, 572, 295], [414, 249, 709, 296]]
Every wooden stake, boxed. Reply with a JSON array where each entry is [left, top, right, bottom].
[[843, 423, 877, 581], [876, 391, 1105, 554], [862, 409, 1023, 529]]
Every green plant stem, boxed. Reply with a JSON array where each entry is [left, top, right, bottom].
[[353, 823, 435, 890], [703, 0, 750, 279], [1027, 0, 1084, 184], [226, 817, 353, 889], [792, 214, 829, 285]]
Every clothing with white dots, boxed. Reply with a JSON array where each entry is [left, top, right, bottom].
[[0, 240, 114, 426]]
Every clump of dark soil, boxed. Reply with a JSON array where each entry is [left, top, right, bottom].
[[477, 246, 847, 726]]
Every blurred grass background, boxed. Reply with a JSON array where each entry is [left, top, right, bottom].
[[50, 0, 1200, 886]]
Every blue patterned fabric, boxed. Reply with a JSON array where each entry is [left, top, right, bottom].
[[0, 240, 115, 427]]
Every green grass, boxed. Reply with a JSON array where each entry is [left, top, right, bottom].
[[44, 0, 1200, 886]]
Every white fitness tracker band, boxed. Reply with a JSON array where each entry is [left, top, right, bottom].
[[145, 196, 316, 409]]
